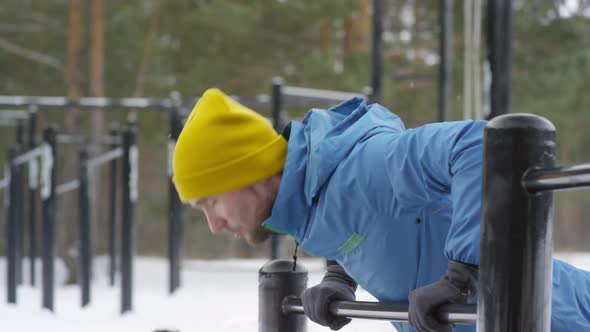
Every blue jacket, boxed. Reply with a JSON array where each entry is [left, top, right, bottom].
[[263, 97, 590, 332]]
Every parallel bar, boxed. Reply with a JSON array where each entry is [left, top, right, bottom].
[[259, 260, 308, 332], [6, 145, 20, 303], [0, 95, 270, 112], [108, 124, 120, 287], [168, 92, 184, 294], [121, 119, 137, 314], [79, 148, 91, 307], [57, 133, 121, 145], [28, 105, 38, 287], [12, 145, 45, 167], [0, 96, 174, 110], [524, 163, 590, 193], [480, 114, 555, 332], [282, 297, 477, 325], [86, 147, 123, 169], [55, 179, 80, 195], [14, 122, 25, 286], [41, 126, 58, 311], [270, 79, 283, 261]]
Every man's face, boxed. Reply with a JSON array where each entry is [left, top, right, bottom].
[[188, 180, 276, 245]]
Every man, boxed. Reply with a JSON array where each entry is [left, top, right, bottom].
[[173, 88, 590, 332]]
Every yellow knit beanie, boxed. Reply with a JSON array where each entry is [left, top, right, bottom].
[[172, 88, 288, 202]]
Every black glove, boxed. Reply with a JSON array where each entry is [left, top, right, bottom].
[[408, 260, 478, 332], [302, 261, 357, 330]]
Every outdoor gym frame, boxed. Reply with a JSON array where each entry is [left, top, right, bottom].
[[4, 120, 137, 314]]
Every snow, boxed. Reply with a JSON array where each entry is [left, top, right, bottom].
[[1, 253, 589, 332]]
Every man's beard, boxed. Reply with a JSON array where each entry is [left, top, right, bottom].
[[244, 225, 272, 246]]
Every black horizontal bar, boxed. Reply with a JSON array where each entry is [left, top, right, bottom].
[[0, 95, 272, 112], [0, 96, 176, 110], [523, 162, 590, 193], [282, 296, 476, 325]]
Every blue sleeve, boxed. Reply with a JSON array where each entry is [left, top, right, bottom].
[[386, 120, 486, 265]]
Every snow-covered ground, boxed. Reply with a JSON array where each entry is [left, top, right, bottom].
[[1, 253, 589, 332]]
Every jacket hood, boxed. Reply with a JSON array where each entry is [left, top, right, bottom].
[[263, 96, 405, 243], [301, 97, 405, 204]]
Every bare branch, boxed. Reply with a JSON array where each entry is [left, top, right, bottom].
[[0, 37, 64, 72]]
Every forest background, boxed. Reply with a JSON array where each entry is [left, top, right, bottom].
[[0, 1, 589, 283]]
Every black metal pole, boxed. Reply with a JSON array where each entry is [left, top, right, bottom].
[[121, 118, 137, 314], [108, 123, 119, 287], [270, 78, 283, 260], [42, 125, 58, 311], [168, 92, 184, 294], [370, 0, 383, 104], [15, 119, 25, 286], [523, 163, 590, 193], [6, 145, 21, 303], [486, 0, 512, 119], [259, 259, 308, 332], [438, 0, 453, 121], [282, 297, 476, 324], [28, 105, 38, 286], [79, 147, 91, 307], [479, 114, 555, 332]]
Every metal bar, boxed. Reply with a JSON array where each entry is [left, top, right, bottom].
[[14, 123, 25, 286], [86, 147, 123, 169], [282, 297, 476, 325], [55, 179, 80, 195], [370, 0, 383, 103], [57, 133, 121, 145], [480, 114, 555, 332], [79, 148, 91, 307], [270, 78, 283, 261], [282, 86, 363, 104], [168, 92, 183, 294], [108, 124, 119, 287], [15, 143, 25, 287], [439, 0, 453, 121], [41, 125, 57, 311], [12, 145, 45, 167], [6, 145, 20, 304], [121, 119, 137, 314], [28, 105, 38, 287], [523, 163, 590, 193], [0, 96, 174, 110], [259, 260, 308, 332], [486, 0, 512, 119], [56, 133, 86, 145]]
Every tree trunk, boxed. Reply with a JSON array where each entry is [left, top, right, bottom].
[[61, 0, 84, 285], [89, 0, 106, 269]]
